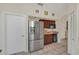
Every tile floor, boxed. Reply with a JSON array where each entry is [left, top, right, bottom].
[[30, 39, 68, 55], [14, 39, 68, 55]]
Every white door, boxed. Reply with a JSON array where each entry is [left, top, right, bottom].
[[5, 14, 26, 54], [68, 11, 77, 54]]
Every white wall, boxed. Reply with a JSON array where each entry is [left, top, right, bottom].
[[56, 16, 67, 42], [0, 3, 66, 19]]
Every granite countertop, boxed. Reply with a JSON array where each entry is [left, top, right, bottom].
[[44, 28, 58, 35]]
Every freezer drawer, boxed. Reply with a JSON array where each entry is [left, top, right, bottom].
[[29, 39, 44, 52]]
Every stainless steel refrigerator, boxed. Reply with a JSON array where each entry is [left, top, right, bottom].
[[28, 20, 44, 52]]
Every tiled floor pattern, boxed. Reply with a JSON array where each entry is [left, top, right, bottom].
[[14, 39, 68, 55], [30, 39, 68, 55]]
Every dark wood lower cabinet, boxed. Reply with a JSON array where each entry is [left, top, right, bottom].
[[44, 34, 53, 45]]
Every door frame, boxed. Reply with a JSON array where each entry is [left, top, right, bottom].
[[68, 11, 77, 54], [1, 12, 28, 54]]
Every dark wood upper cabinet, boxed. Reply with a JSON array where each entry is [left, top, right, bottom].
[[39, 19, 56, 28]]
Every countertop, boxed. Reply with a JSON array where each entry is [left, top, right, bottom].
[[44, 28, 58, 35]]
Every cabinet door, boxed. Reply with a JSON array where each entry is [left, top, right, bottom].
[[44, 34, 52, 45], [39, 20, 55, 28], [46, 21, 49, 28], [44, 21, 47, 28]]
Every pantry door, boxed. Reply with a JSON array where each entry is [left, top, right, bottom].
[[5, 13, 26, 54]]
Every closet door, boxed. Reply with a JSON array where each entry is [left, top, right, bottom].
[[5, 13, 26, 54]]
